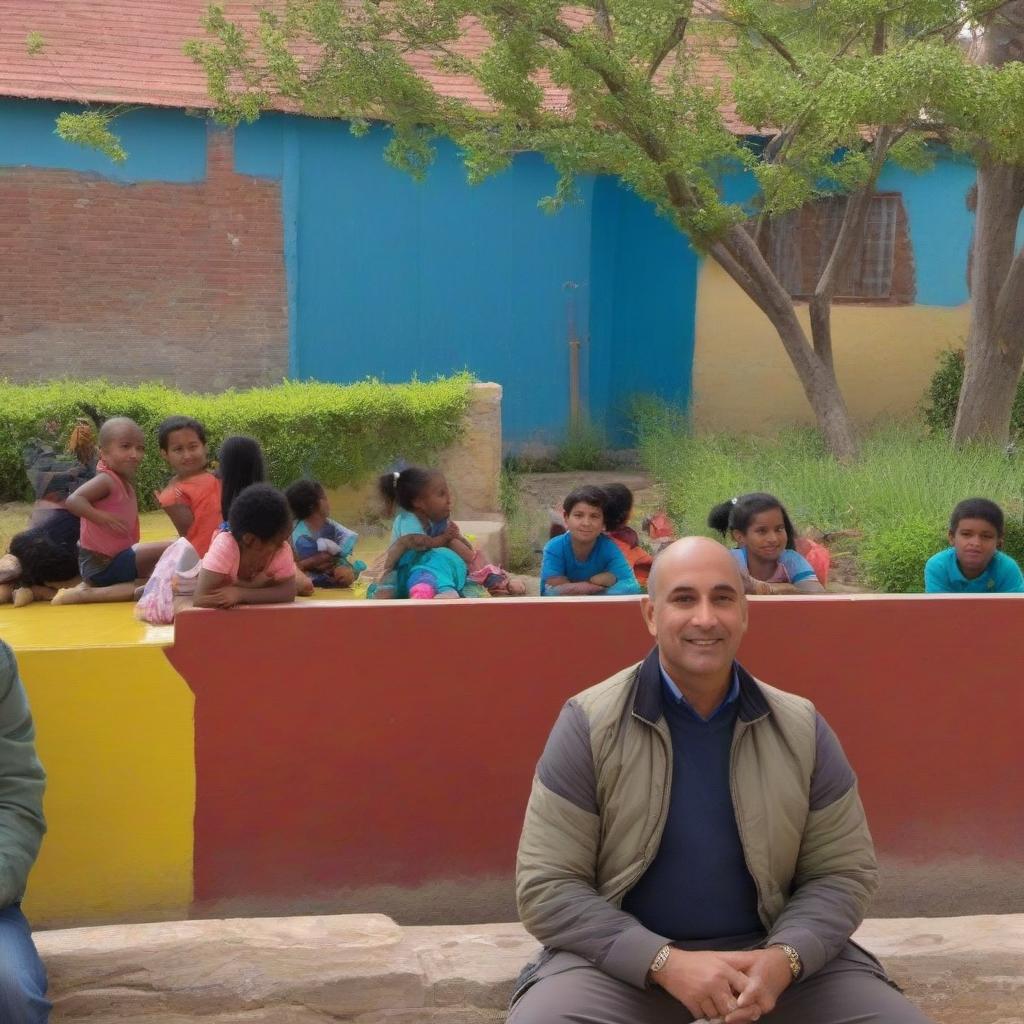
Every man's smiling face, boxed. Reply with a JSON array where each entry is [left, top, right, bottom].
[[642, 537, 748, 685]]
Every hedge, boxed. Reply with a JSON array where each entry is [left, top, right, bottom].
[[0, 375, 474, 508], [922, 348, 1024, 436]]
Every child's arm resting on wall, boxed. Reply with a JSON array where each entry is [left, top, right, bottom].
[[65, 475, 129, 534], [193, 568, 296, 608], [547, 581, 606, 595], [193, 568, 242, 608]]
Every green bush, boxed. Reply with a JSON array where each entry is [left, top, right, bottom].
[[858, 517, 944, 594], [922, 348, 1024, 436], [554, 417, 610, 471], [499, 462, 539, 574], [0, 376, 474, 508]]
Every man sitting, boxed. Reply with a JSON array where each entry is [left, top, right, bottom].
[[509, 537, 932, 1023]]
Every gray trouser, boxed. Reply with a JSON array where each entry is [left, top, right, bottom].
[[508, 943, 934, 1024]]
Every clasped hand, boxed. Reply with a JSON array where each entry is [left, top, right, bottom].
[[652, 947, 793, 1023]]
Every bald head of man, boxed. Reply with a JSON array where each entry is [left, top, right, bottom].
[[641, 537, 748, 710]]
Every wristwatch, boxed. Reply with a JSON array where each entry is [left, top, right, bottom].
[[770, 942, 803, 980], [650, 944, 672, 975]]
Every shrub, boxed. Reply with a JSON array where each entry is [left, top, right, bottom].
[[859, 517, 944, 594], [499, 462, 538, 574], [0, 375, 474, 508], [922, 348, 1024, 436], [554, 417, 610, 472]]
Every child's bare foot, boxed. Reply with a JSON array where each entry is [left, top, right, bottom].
[[332, 565, 356, 587], [0, 583, 13, 604], [51, 584, 89, 606], [12, 587, 34, 608]]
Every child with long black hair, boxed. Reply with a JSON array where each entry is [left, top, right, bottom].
[[708, 492, 825, 595]]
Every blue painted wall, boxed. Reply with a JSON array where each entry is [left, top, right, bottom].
[[590, 178, 697, 442], [235, 116, 699, 445], [0, 98, 206, 182], [877, 155, 976, 307]]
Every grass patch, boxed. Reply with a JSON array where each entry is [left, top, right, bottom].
[[635, 403, 1024, 592], [500, 463, 540, 574]]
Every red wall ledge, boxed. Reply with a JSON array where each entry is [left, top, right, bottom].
[[166, 596, 1024, 919]]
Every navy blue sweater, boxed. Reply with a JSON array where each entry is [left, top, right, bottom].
[[621, 677, 764, 944]]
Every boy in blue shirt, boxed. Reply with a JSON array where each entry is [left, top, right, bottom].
[[924, 497, 1024, 593], [541, 486, 641, 597]]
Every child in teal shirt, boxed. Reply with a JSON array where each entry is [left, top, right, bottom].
[[924, 498, 1024, 593]]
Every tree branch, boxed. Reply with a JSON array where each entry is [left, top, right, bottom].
[[647, 14, 689, 81], [808, 126, 894, 372]]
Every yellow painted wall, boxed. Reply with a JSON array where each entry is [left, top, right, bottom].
[[692, 261, 971, 434], [6, 626, 195, 927]]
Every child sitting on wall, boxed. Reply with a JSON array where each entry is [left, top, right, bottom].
[[285, 479, 366, 589], [603, 483, 654, 589], [0, 416, 98, 607], [52, 418, 172, 605], [541, 486, 641, 597], [155, 416, 222, 558], [924, 497, 1024, 593], [192, 484, 298, 608], [217, 434, 315, 597], [370, 466, 473, 599], [707, 492, 826, 595]]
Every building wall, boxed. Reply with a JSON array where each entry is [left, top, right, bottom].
[[2, 96, 980, 441], [234, 117, 698, 445], [0, 100, 288, 391], [692, 155, 977, 433]]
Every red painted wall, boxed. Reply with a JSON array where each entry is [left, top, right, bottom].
[[166, 596, 1024, 910]]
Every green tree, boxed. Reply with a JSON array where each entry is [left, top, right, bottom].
[[55, 1, 1011, 458]]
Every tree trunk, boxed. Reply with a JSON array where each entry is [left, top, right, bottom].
[[952, 160, 1024, 443], [953, 1, 1024, 444], [712, 225, 860, 461]]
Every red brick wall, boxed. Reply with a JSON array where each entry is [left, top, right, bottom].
[[0, 128, 288, 391]]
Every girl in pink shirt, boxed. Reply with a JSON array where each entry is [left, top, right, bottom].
[[53, 418, 171, 605], [193, 484, 297, 609]]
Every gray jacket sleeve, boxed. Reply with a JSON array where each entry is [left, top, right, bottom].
[[767, 713, 878, 979], [515, 700, 669, 990], [0, 641, 47, 908]]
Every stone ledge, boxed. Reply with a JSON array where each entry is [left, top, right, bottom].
[[35, 914, 1024, 1023]]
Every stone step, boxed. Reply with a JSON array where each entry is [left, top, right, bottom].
[[35, 913, 1024, 1023]]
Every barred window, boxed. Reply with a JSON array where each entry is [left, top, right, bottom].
[[764, 193, 915, 304]]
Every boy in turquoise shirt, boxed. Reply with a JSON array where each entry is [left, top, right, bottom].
[[924, 498, 1024, 594]]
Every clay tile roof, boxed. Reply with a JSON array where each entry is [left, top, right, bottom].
[[0, 0, 746, 131]]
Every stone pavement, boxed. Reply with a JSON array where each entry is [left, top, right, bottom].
[[35, 913, 1024, 1022]]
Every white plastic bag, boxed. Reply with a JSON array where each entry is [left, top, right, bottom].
[[135, 538, 200, 625]]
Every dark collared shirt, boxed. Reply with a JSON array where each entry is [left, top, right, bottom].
[[621, 662, 764, 944]]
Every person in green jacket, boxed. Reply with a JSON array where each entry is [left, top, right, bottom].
[[0, 640, 49, 1022]]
